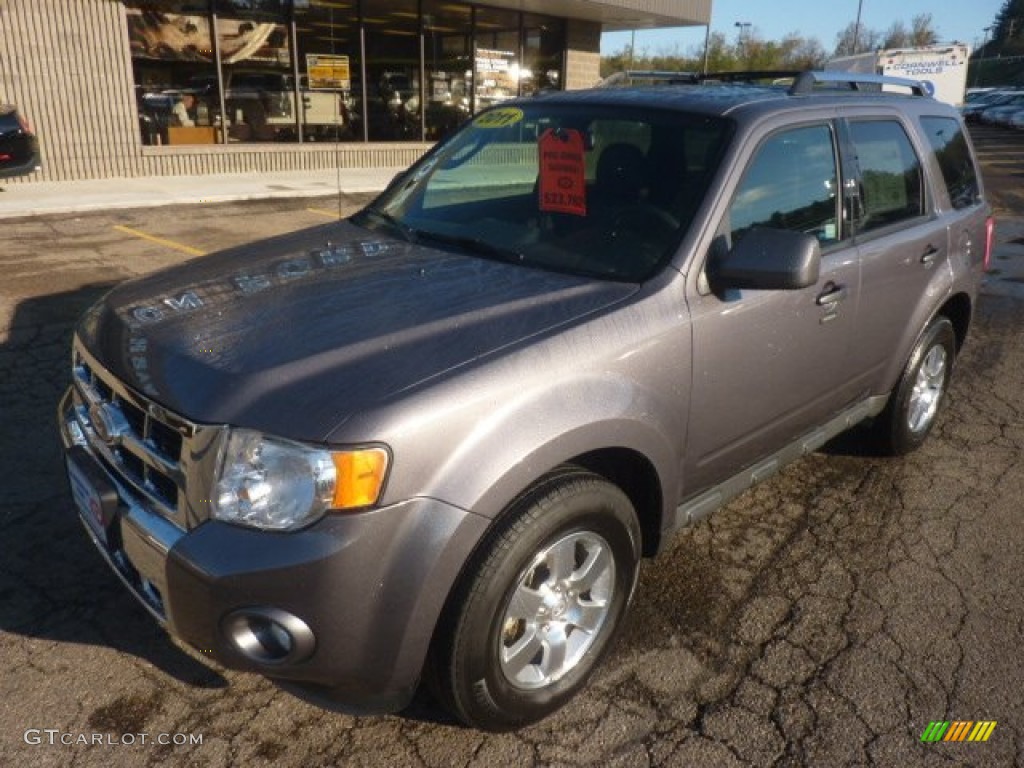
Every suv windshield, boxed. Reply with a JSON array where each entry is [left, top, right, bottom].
[[355, 102, 731, 281]]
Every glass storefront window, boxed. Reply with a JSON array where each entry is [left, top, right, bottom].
[[422, 1, 472, 141], [125, 1, 566, 147], [363, 0, 422, 141], [213, 4, 293, 143], [473, 7, 519, 112], [127, 2, 222, 145], [293, 1, 361, 141]]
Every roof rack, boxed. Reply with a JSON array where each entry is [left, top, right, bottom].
[[789, 70, 930, 97], [598, 70, 801, 88], [597, 71, 697, 87], [698, 70, 801, 84]]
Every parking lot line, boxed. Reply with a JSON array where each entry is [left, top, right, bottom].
[[306, 207, 342, 219], [113, 225, 206, 256]]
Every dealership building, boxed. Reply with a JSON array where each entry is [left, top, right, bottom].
[[1, 0, 710, 183]]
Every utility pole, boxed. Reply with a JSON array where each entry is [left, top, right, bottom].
[[702, 23, 711, 75], [852, 0, 864, 54], [735, 21, 751, 67], [973, 26, 992, 89]]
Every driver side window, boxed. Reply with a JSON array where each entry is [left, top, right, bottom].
[[729, 124, 841, 247]]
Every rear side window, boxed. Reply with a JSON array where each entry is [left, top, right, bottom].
[[848, 120, 924, 233], [920, 116, 980, 210]]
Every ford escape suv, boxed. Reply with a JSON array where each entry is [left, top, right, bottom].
[[59, 71, 992, 731]]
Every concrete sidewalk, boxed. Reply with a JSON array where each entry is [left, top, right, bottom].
[[0, 167, 400, 220]]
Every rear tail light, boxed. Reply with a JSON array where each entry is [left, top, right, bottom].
[[983, 216, 996, 272]]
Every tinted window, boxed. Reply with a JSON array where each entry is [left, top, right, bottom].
[[920, 117, 980, 210], [359, 104, 731, 282], [730, 124, 840, 246], [848, 120, 924, 232]]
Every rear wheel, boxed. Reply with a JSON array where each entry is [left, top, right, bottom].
[[429, 467, 641, 731], [872, 315, 956, 455]]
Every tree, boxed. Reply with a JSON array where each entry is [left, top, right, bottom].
[[882, 21, 909, 49], [988, 0, 1024, 58], [778, 33, 827, 70], [994, 0, 1024, 42], [834, 21, 881, 57], [699, 31, 734, 73], [909, 13, 939, 46]]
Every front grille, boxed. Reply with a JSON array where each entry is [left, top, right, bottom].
[[71, 346, 191, 526]]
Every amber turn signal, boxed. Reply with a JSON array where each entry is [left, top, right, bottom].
[[331, 448, 389, 509]]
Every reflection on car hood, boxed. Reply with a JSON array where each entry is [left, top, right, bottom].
[[78, 221, 637, 440]]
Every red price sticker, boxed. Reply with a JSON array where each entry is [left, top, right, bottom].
[[538, 128, 587, 217]]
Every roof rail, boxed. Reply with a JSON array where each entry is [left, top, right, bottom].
[[789, 70, 930, 97], [597, 71, 697, 87], [698, 70, 801, 84], [598, 70, 802, 88]]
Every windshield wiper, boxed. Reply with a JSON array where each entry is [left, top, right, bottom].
[[413, 229, 525, 263], [356, 206, 417, 243]]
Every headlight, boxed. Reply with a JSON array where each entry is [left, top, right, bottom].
[[213, 429, 389, 531]]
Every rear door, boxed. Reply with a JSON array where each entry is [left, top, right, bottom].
[[917, 114, 991, 278], [840, 112, 957, 390]]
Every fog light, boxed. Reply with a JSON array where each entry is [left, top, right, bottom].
[[223, 607, 315, 666]]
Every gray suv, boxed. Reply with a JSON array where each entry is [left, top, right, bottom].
[[59, 71, 992, 731]]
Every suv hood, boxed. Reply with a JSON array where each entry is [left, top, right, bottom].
[[78, 221, 637, 440]]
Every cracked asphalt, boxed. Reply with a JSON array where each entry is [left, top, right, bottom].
[[2, 127, 1023, 767]]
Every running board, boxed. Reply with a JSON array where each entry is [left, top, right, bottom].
[[670, 395, 889, 533]]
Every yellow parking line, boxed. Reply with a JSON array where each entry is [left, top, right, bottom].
[[306, 207, 343, 219], [113, 225, 206, 257]]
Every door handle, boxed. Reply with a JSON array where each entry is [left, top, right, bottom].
[[816, 283, 847, 306], [920, 244, 940, 265]]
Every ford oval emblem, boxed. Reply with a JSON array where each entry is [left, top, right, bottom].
[[88, 403, 125, 445]]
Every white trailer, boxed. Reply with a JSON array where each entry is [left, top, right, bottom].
[[827, 44, 971, 106]]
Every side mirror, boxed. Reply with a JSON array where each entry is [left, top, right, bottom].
[[708, 227, 821, 291]]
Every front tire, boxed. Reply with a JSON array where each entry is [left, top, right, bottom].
[[873, 315, 956, 455], [429, 467, 641, 731]]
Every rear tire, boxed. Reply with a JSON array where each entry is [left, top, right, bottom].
[[872, 315, 956, 455], [429, 467, 641, 731]]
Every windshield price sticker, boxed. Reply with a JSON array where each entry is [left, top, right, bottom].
[[538, 128, 587, 217], [474, 107, 523, 129]]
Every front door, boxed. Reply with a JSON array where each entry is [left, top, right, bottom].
[[685, 121, 867, 492]]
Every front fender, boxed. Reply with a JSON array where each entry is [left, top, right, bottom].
[[416, 373, 683, 523]]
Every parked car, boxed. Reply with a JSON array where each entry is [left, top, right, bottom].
[[960, 88, 1019, 122], [1007, 108, 1024, 130], [0, 104, 41, 178], [59, 70, 992, 731], [979, 92, 1024, 125]]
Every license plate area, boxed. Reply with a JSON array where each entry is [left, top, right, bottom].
[[66, 446, 120, 548]]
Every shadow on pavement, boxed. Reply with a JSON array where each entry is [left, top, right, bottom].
[[0, 282, 227, 691]]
